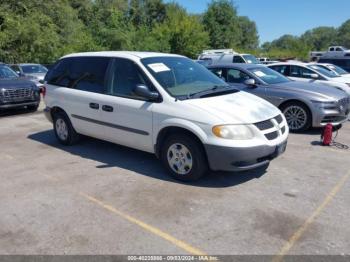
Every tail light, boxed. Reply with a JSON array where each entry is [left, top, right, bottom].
[[41, 86, 46, 97]]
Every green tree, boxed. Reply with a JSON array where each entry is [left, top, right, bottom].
[[237, 16, 259, 50], [300, 26, 338, 50], [202, 0, 241, 49], [337, 19, 350, 48], [147, 4, 209, 58]]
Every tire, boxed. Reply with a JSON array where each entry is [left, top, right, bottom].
[[160, 134, 208, 181], [53, 111, 80, 145], [281, 102, 312, 132]]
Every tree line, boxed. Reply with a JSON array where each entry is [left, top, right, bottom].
[[0, 0, 349, 64]]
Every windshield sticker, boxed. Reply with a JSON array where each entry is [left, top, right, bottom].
[[254, 71, 266, 77], [147, 63, 171, 73]]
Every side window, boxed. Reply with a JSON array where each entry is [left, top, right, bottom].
[[226, 69, 251, 83], [69, 57, 110, 93], [232, 56, 245, 63], [11, 65, 20, 73], [107, 58, 153, 100], [330, 48, 335, 52], [270, 65, 289, 76], [336, 47, 342, 51], [209, 68, 225, 79], [46, 57, 110, 94], [290, 66, 315, 79], [45, 58, 71, 86]]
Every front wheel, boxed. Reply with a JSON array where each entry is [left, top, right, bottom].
[[160, 134, 208, 181], [281, 102, 312, 132]]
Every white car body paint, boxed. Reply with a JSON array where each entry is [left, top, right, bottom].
[[44, 51, 289, 172]]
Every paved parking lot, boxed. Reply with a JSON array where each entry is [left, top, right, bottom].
[[0, 105, 349, 257]]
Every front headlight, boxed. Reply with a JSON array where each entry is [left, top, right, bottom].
[[311, 100, 337, 109], [212, 125, 255, 140]]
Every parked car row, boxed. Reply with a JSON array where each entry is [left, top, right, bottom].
[[1, 51, 349, 181], [207, 63, 349, 131]]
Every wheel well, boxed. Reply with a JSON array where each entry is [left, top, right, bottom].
[[155, 127, 207, 159], [50, 106, 66, 119], [279, 99, 313, 122]]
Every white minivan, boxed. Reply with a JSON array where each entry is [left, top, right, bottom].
[[43, 52, 289, 181]]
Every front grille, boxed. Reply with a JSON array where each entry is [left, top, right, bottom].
[[254, 119, 274, 130], [321, 115, 348, 123], [2, 88, 32, 102], [265, 131, 278, 140], [338, 97, 350, 109], [275, 114, 283, 124], [254, 114, 286, 141]]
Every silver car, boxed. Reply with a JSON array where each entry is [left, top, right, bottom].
[[207, 64, 350, 132], [10, 63, 48, 82]]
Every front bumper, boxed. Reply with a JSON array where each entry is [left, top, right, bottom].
[[0, 100, 39, 109], [205, 139, 287, 172], [312, 107, 350, 127]]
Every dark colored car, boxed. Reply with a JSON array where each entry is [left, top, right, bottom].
[[0, 64, 41, 111]]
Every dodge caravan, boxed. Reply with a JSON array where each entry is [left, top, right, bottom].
[[44, 52, 289, 181]]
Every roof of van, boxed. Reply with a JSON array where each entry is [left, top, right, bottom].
[[207, 63, 264, 69], [61, 51, 183, 59]]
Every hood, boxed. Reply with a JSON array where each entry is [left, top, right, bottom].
[[0, 78, 36, 89], [184, 91, 281, 124], [24, 73, 46, 81], [272, 81, 349, 101], [331, 76, 350, 84]]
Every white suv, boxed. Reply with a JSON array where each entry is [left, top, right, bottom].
[[43, 52, 289, 181]]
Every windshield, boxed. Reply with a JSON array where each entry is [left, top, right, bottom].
[[0, 66, 19, 79], [248, 67, 290, 84], [21, 64, 48, 74], [327, 64, 348, 75], [307, 65, 339, 78], [141, 56, 227, 98], [242, 55, 260, 64]]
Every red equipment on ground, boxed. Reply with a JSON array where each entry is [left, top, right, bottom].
[[321, 123, 333, 146]]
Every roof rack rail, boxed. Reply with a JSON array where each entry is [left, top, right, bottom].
[[201, 49, 237, 55]]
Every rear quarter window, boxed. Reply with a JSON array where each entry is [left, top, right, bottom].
[[46, 57, 110, 94]]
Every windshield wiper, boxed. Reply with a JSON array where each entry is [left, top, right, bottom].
[[187, 85, 234, 99]]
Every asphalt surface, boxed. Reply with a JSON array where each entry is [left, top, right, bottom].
[[0, 104, 349, 256]]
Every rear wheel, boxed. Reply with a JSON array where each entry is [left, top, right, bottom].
[[53, 111, 80, 145], [281, 102, 312, 132], [160, 134, 208, 181]]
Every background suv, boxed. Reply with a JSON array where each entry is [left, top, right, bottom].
[[0, 64, 41, 111]]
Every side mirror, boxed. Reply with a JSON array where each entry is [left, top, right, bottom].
[[244, 78, 256, 87], [134, 84, 159, 101], [310, 73, 319, 79]]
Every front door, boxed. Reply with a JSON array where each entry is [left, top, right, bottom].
[[100, 58, 154, 153]]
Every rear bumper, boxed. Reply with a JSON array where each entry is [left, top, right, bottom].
[[205, 140, 287, 172], [44, 107, 53, 122]]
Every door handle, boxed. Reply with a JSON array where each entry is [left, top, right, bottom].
[[89, 103, 99, 110], [102, 105, 114, 112]]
